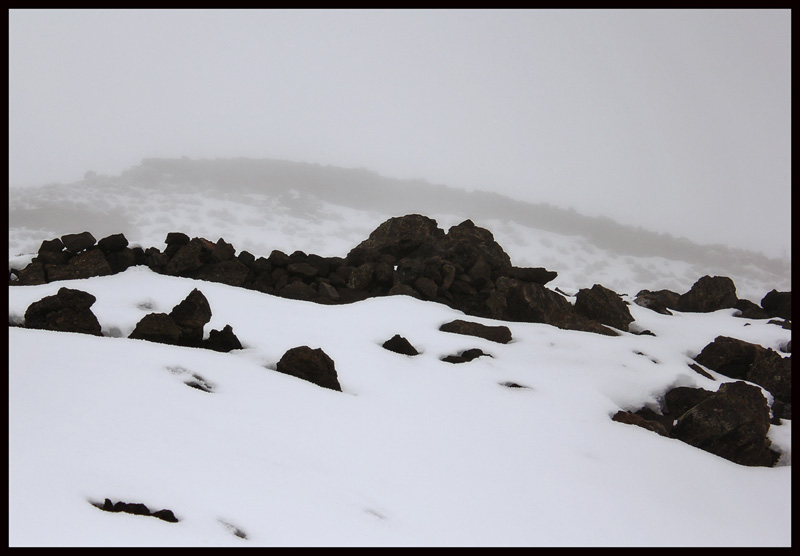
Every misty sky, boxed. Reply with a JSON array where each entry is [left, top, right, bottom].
[[8, 9, 791, 258]]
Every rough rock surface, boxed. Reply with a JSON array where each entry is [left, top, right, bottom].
[[275, 346, 342, 391], [24, 287, 103, 336]]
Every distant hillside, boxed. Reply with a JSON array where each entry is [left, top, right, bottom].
[[9, 157, 790, 302], [116, 158, 788, 275]]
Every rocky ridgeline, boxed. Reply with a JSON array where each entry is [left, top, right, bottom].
[[9, 215, 792, 467]]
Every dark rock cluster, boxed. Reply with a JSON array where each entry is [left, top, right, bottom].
[[10, 214, 791, 467], [93, 498, 179, 523], [614, 380, 780, 467]]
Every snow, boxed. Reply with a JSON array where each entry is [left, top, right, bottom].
[[8, 266, 791, 546]]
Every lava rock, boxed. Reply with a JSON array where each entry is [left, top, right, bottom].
[[24, 287, 103, 336], [275, 346, 342, 391]]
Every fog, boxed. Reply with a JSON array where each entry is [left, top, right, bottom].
[[8, 9, 790, 258]]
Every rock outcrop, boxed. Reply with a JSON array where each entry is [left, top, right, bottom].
[[24, 287, 103, 336]]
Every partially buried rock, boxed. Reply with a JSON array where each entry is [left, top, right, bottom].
[[382, 334, 419, 356], [275, 346, 342, 391], [24, 287, 103, 336], [574, 283, 634, 332], [439, 319, 512, 344], [670, 381, 778, 467], [203, 324, 243, 352], [677, 275, 738, 313]]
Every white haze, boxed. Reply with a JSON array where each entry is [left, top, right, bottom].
[[8, 9, 791, 258]]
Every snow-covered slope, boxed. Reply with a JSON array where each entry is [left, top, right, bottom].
[[8, 159, 792, 546], [8, 268, 792, 546]]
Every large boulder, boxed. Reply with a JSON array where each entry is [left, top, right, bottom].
[[164, 239, 205, 276], [194, 259, 251, 287], [747, 349, 791, 405], [671, 381, 778, 467], [169, 288, 212, 346], [346, 214, 444, 264], [97, 233, 129, 253], [761, 290, 791, 321], [574, 284, 634, 332], [677, 276, 738, 313], [60, 231, 96, 254], [24, 287, 103, 336], [275, 346, 342, 391], [694, 336, 766, 380]]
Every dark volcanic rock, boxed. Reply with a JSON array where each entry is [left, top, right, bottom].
[[671, 381, 778, 467], [382, 334, 419, 356], [734, 298, 769, 319], [129, 313, 183, 345], [611, 410, 669, 437], [164, 239, 205, 276], [761, 290, 791, 320], [97, 233, 129, 253], [677, 275, 738, 313], [439, 319, 512, 344], [503, 266, 558, 285], [275, 346, 342, 391], [24, 287, 103, 336], [747, 349, 791, 404], [278, 280, 318, 301], [203, 324, 243, 352], [694, 336, 765, 380], [13, 262, 47, 285], [194, 259, 251, 287], [634, 289, 680, 315], [345, 214, 444, 263], [663, 386, 716, 418], [441, 348, 491, 363], [60, 231, 96, 254], [574, 284, 634, 332], [168, 288, 212, 346]]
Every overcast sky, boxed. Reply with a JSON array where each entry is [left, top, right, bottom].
[[8, 9, 791, 258]]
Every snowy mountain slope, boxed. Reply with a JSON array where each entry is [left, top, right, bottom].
[[7, 267, 792, 546], [8, 158, 790, 303]]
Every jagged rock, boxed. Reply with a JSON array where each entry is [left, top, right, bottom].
[[203, 324, 243, 352], [414, 276, 438, 300], [345, 214, 444, 264], [671, 381, 778, 467], [634, 289, 680, 315], [574, 284, 634, 332], [275, 346, 341, 391], [348, 263, 375, 291], [493, 277, 571, 325], [761, 290, 791, 320], [60, 231, 96, 254], [694, 336, 765, 380], [287, 261, 319, 279], [268, 249, 290, 268], [734, 298, 769, 319], [677, 275, 738, 313], [194, 259, 251, 287], [34, 248, 70, 266], [97, 233, 129, 253], [444, 219, 511, 273], [105, 248, 137, 274], [129, 313, 183, 345], [317, 281, 340, 301], [211, 238, 235, 262], [441, 348, 491, 363], [503, 266, 558, 285], [70, 248, 114, 278], [151, 509, 179, 523], [382, 334, 419, 356], [13, 262, 47, 285], [687, 362, 715, 380], [663, 386, 716, 418], [38, 238, 65, 253], [24, 287, 103, 336], [164, 239, 204, 276], [747, 349, 791, 404], [164, 288, 212, 346], [387, 283, 419, 298], [439, 319, 512, 344], [164, 232, 190, 246], [278, 280, 317, 301], [611, 410, 669, 437]]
